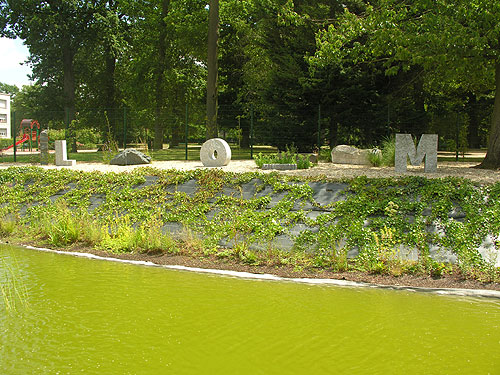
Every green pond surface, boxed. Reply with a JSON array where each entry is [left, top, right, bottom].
[[1, 244, 499, 375]]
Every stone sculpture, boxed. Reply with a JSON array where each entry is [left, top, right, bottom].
[[200, 138, 231, 167], [110, 149, 151, 166], [55, 140, 76, 166], [395, 134, 438, 173], [331, 145, 379, 165]]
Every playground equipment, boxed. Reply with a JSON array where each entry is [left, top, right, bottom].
[[0, 119, 41, 153], [0, 134, 29, 152], [20, 119, 41, 152]]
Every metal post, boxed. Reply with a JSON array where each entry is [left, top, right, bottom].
[[455, 113, 460, 161], [12, 111, 16, 162], [250, 104, 254, 159], [65, 109, 69, 154], [317, 104, 321, 149], [185, 103, 189, 161], [123, 107, 127, 149], [29, 123, 32, 152]]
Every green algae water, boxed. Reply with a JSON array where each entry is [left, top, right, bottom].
[[1, 245, 499, 375]]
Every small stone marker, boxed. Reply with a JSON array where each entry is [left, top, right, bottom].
[[261, 164, 297, 170], [200, 138, 231, 167], [395, 134, 438, 173], [39, 130, 49, 165], [55, 140, 76, 166]]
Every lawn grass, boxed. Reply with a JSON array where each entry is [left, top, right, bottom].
[[0, 144, 485, 165], [0, 144, 278, 164]]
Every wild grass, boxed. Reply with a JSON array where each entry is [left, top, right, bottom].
[[0, 215, 17, 237], [0, 253, 29, 313]]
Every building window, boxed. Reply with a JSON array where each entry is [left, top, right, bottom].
[[0, 129, 7, 137], [0, 100, 6, 109], [0, 114, 6, 123]]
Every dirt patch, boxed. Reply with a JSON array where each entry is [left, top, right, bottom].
[[2, 159, 499, 184]]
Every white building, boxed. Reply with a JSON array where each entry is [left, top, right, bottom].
[[0, 93, 11, 139]]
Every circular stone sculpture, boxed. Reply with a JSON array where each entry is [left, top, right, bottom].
[[200, 138, 232, 167]]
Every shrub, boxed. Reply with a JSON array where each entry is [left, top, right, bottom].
[[254, 148, 312, 169], [0, 139, 13, 149], [368, 149, 382, 167], [381, 136, 396, 166]]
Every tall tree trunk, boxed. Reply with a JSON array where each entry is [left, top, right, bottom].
[[206, 0, 219, 140], [241, 125, 250, 148], [329, 119, 338, 148], [62, 38, 76, 152], [104, 46, 117, 144], [154, 0, 170, 151], [477, 62, 500, 169], [467, 95, 481, 149], [412, 73, 427, 136]]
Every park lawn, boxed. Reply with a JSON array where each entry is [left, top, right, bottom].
[[0, 144, 278, 164]]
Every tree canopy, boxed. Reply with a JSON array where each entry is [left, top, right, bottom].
[[311, 0, 500, 167], [1, 0, 498, 167]]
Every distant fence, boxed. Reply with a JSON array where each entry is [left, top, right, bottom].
[[1, 102, 475, 163]]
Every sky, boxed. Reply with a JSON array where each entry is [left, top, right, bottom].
[[0, 37, 33, 88]]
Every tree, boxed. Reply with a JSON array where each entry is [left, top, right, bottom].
[[120, 0, 206, 148], [0, 82, 19, 97], [206, 0, 219, 139], [1, 0, 95, 150], [311, 0, 500, 169]]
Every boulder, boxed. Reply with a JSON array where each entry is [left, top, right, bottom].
[[110, 149, 151, 166], [331, 145, 378, 166]]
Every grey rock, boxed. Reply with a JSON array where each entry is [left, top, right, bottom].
[[110, 149, 151, 166], [175, 179, 198, 194], [429, 245, 458, 264], [240, 178, 264, 199], [309, 182, 349, 206], [331, 145, 373, 165], [478, 235, 500, 267], [133, 175, 158, 189]]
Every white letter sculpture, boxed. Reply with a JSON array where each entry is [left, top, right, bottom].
[[55, 140, 76, 166], [200, 138, 231, 167], [395, 134, 437, 173]]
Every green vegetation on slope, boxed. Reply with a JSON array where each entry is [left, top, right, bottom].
[[0, 166, 499, 282]]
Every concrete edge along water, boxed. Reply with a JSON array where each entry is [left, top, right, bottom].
[[12, 244, 500, 299]]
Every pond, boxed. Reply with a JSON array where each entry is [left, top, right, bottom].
[[1, 244, 499, 374]]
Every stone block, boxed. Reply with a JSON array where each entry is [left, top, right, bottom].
[[261, 164, 297, 170]]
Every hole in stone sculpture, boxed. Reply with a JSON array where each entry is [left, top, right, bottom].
[[211, 150, 218, 160]]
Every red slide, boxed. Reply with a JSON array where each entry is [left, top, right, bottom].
[[0, 134, 30, 152]]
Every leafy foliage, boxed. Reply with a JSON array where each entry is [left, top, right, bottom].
[[0, 167, 499, 282]]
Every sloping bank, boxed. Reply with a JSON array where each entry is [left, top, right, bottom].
[[0, 166, 499, 285]]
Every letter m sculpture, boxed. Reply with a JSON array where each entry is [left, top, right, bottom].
[[395, 134, 438, 173]]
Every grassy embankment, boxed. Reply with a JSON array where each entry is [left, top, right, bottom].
[[0, 166, 499, 284]]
